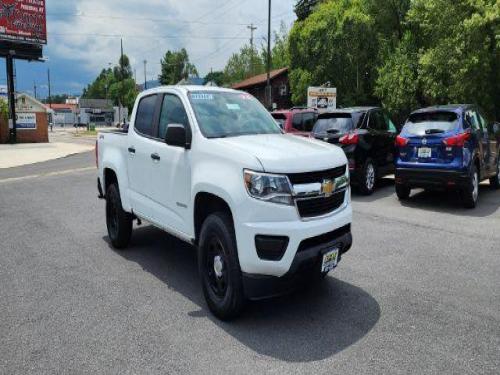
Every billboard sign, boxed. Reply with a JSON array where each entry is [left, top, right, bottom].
[[0, 0, 47, 45], [16, 112, 37, 130], [307, 87, 337, 113]]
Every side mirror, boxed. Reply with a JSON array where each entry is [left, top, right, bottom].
[[165, 123, 191, 149]]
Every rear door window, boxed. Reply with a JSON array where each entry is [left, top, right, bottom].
[[404, 111, 459, 136], [134, 95, 157, 136], [465, 110, 482, 131], [292, 113, 303, 130], [369, 110, 388, 131], [302, 112, 316, 132]]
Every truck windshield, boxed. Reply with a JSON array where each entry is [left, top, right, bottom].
[[404, 111, 459, 136], [189, 91, 282, 138]]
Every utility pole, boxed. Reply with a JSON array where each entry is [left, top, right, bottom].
[[119, 38, 124, 125], [266, 0, 272, 109], [143, 60, 147, 90], [47, 68, 52, 109], [247, 23, 257, 75], [33, 81, 37, 99], [6, 54, 17, 143]]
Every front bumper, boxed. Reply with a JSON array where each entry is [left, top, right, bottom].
[[395, 167, 471, 189], [242, 227, 352, 300], [235, 191, 352, 277]]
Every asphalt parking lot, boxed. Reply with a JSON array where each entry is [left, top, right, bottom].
[[1, 151, 499, 374]]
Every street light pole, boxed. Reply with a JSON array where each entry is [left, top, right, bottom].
[[6, 54, 17, 143], [143, 60, 147, 90], [266, 0, 272, 109]]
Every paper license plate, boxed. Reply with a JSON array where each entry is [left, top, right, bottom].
[[418, 147, 432, 158], [321, 248, 339, 273]]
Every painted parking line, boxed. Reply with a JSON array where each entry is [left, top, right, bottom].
[[0, 167, 95, 184]]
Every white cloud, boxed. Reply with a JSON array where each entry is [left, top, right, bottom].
[[46, 0, 296, 81]]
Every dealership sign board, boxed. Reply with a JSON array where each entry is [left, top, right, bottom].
[[16, 113, 37, 130], [0, 0, 47, 44], [307, 87, 337, 113]]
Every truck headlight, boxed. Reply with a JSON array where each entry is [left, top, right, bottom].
[[244, 170, 293, 205]]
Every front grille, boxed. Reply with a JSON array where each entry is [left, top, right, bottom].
[[287, 165, 347, 185], [296, 190, 346, 218], [297, 224, 351, 253]]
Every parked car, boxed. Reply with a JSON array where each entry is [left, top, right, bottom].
[[394, 105, 500, 208], [96, 87, 353, 320], [271, 107, 318, 137], [311, 107, 398, 195]]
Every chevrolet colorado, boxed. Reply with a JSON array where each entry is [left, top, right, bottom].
[[96, 86, 352, 319]]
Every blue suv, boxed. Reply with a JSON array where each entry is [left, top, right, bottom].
[[395, 105, 500, 208]]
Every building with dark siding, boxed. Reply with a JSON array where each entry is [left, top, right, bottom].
[[232, 68, 292, 110]]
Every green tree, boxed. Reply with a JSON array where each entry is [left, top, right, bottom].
[[204, 71, 225, 86], [267, 21, 291, 69], [82, 54, 138, 112], [223, 44, 265, 85], [158, 49, 198, 85], [0, 99, 8, 120], [409, 0, 499, 119], [374, 32, 419, 123], [295, 0, 321, 21], [288, 0, 378, 105], [375, 0, 499, 120]]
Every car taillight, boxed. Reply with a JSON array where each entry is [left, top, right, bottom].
[[340, 133, 359, 145], [395, 135, 409, 147], [443, 131, 471, 147], [95, 140, 98, 168]]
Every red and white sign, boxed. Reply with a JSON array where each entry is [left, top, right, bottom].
[[0, 0, 47, 44]]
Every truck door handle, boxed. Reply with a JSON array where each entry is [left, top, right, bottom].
[[128, 147, 136, 154], [151, 153, 160, 161]]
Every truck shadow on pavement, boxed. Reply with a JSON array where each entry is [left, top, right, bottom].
[[398, 184, 499, 217], [105, 226, 381, 363]]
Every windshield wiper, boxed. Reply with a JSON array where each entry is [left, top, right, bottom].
[[425, 128, 445, 134]]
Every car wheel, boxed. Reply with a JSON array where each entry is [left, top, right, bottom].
[[489, 157, 500, 190], [395, 184, 411, 200], [461, 165, 479, 209], [358, 159, 376, 195], [198, 212, 245, 320], [106, 183, 133, 249]]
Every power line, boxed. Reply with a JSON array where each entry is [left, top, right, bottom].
[[47, 12, 258, 26], [191, 0, 245, 23], [48, 32, 257, 40]]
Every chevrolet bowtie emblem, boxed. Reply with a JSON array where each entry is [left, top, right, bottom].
[[321, 179, 335, 197]]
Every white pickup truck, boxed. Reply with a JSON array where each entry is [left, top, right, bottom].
[[96, 86, 352, 319]]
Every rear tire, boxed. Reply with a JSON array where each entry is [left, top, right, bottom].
[[461, 165, 479, 209], [198, 212, 244, 320], [106, 183, 133, 249], [395, 184, 411, 200], [489, 157, 500, 190], [358, 159, 376, 195]]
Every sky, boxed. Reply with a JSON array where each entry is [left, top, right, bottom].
[[0, 0, 296, 99]]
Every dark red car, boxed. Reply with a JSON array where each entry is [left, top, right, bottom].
[[271, 108, 318, 137]]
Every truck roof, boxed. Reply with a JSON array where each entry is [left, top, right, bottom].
[[140, 85, 238, 96]]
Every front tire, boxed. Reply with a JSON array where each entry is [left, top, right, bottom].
[[461, 165, 479, 209], [198, 212, 244, 320], [489, 157, 500, 190], [106, 183, 133, 249], [358, 159, 376, 195]]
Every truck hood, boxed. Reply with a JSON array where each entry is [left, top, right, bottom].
[[215, 134, 347, 173]]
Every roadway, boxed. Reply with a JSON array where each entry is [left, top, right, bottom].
[[1, 151, 498, 374]]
